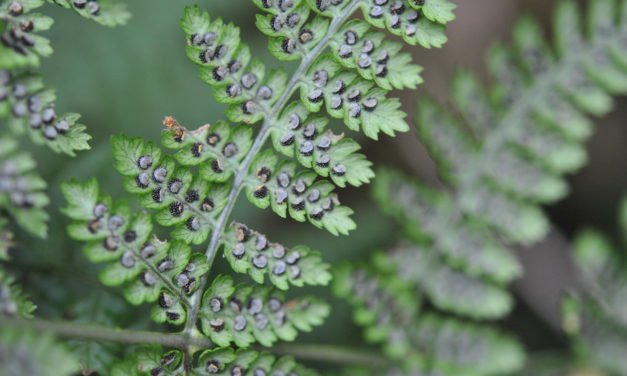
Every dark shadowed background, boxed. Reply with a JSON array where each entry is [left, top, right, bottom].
[[11, 0, 627, 365]]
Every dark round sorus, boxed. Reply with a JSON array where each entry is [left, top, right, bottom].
[[158, 292, 173, 308], [363, 97, 378, 111], [362, 39, 375, 54], [103, 235, 119, 251], [330, 94, 343, 110], [169, 201, 184, 217], [255, 313, 269, 329], [203, 32, 217, 45], [20, 19, 34, 33], [332, 79, 346, 94], [7, 1, 24, 16], [313, 69, 328, 87], [201, 198, 214, 212], [210, 318, 225, 331], [212, 45, 226, 60], [252, 254, 268, 269], [27, 96, 41, 113], [206, 132, 221, 146], [120, 251, 136, 268], [190, 33, 203, 46], [141, 271, 156, 286], [310, 207, 325, 220], [286, 12, 300, 27], [317, 136, 331, 150], [308, 88, 323, 103], [227, 83, 242, 97], [228, 59, 242, 73], [87, 1, 100, 15], [256, 166, 271, 183], [273, 261, 286, 275], [374, 0, 388, 5], [235, 225, 250, 242], [303, 123, 317, 139], [255, 235, 268, 251], [307, 189, 321, 203], [87, 219, 102, 234], [168, 178, 182, 194], [279, 0, 293, 11], [233, 315, 247, 331], [185, 189, 199, 202], [280, 131, 295, 146], [209, 297, 223, 312], [161, 353, 176, 367], [272, 245, 286, 259], [332, 164, 347, 176], [288, 113, 301, 129], [257, 85, 273, 100], [291, 197, 305, 211], [377, 50, 389, 64], [358, 53, 373, 69], [268, 297, 282, 312], [345, 30, 358, 45], [349, 102, 361, 118], [390, 14, 401, 28], [390, 0, 405, 14], [275, 188, 288, 204], [376, 64, 388, 77], [213, 66, 227, 81], [277, 172, 290, 188], [286, 251, 301, 264], [29, 113, 41, 129], [43, 125, 57, 140], [271, 15, 284, 31], [247, 297, 263, 314], [140, 244, 156, 260], [158, 258, 174, 272], [123, 230, 137, 243], [232, 243, 246, 259], [369, 5, 384, 18], [152, 167, 167, 183], [299, 141, 314, 156], [254, 185, 268, 198], [191, 142, 203, 157], [339, 44, 352, 59], [54, 119, 70, 134], [152, 187, 164, 202], [407, 10, 420, 23], [211, 159, 224, 173], [186, 216, 200, 231], [223, 142, 238, 158], [107, 215, 124, 230], [282, 38, 296, 53], [290, 265, 302, 279], [241, 73, 257, 89], [11, 102, 27, 117], [292, 178, 306, 194], [242, 100, 257, 114], [316, 154, 330, 167]]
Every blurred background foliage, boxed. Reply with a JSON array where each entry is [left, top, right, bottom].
[[7, 0, 627, 367]]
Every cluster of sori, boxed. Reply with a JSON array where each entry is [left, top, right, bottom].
[[557, 197, 627, 375], [0, 70, 68, 140], [333, 261, 523, 375], [108, 346, 319, 376], [72, 0, 100, 15], [0, 1, 37, 56]]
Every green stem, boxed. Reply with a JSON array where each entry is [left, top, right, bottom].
[[0, 317, 212, 349], [267, 344, 389, 368], [183, 0, 362, 336]]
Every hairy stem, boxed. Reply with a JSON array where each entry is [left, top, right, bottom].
[[0, 317, 212, 349], [183, 0, 362, 336], [267, 344, 389, 368]]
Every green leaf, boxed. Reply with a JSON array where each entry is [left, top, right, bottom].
[[48, 0, 130, 27], [195, 348, 319, 376], [199, 275, 330, 347], [0, 327, 79, 376], [0, 268, 36, 317], [221, 222, 331, 290], [413, 0, 457, 24]]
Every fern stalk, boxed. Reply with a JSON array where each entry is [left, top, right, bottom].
[[183, 0, 362, 336]]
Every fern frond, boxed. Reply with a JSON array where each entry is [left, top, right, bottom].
[[416, 0, 627, 242], [62, 178, 209, 325], [47, 0, 130, 26], [0, 0, 53, 68], [377, 243, 513, 319], [199, 275, 329, 347], [334, 263, 525, 375], [0, 327, 79, 375], [559, 195, 627, 375], [0, 70, 91, 155], [0, 267, 36, 317], [222, 221, 332, 290], [115, 345, 320, 376], [373, 169, 521, 284], [0, 137, 48, 237]]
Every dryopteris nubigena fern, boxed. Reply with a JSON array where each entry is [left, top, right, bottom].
[[333, 0, 627, 375], [2, 0, 456, 375], [519, 196, 627, 376]]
